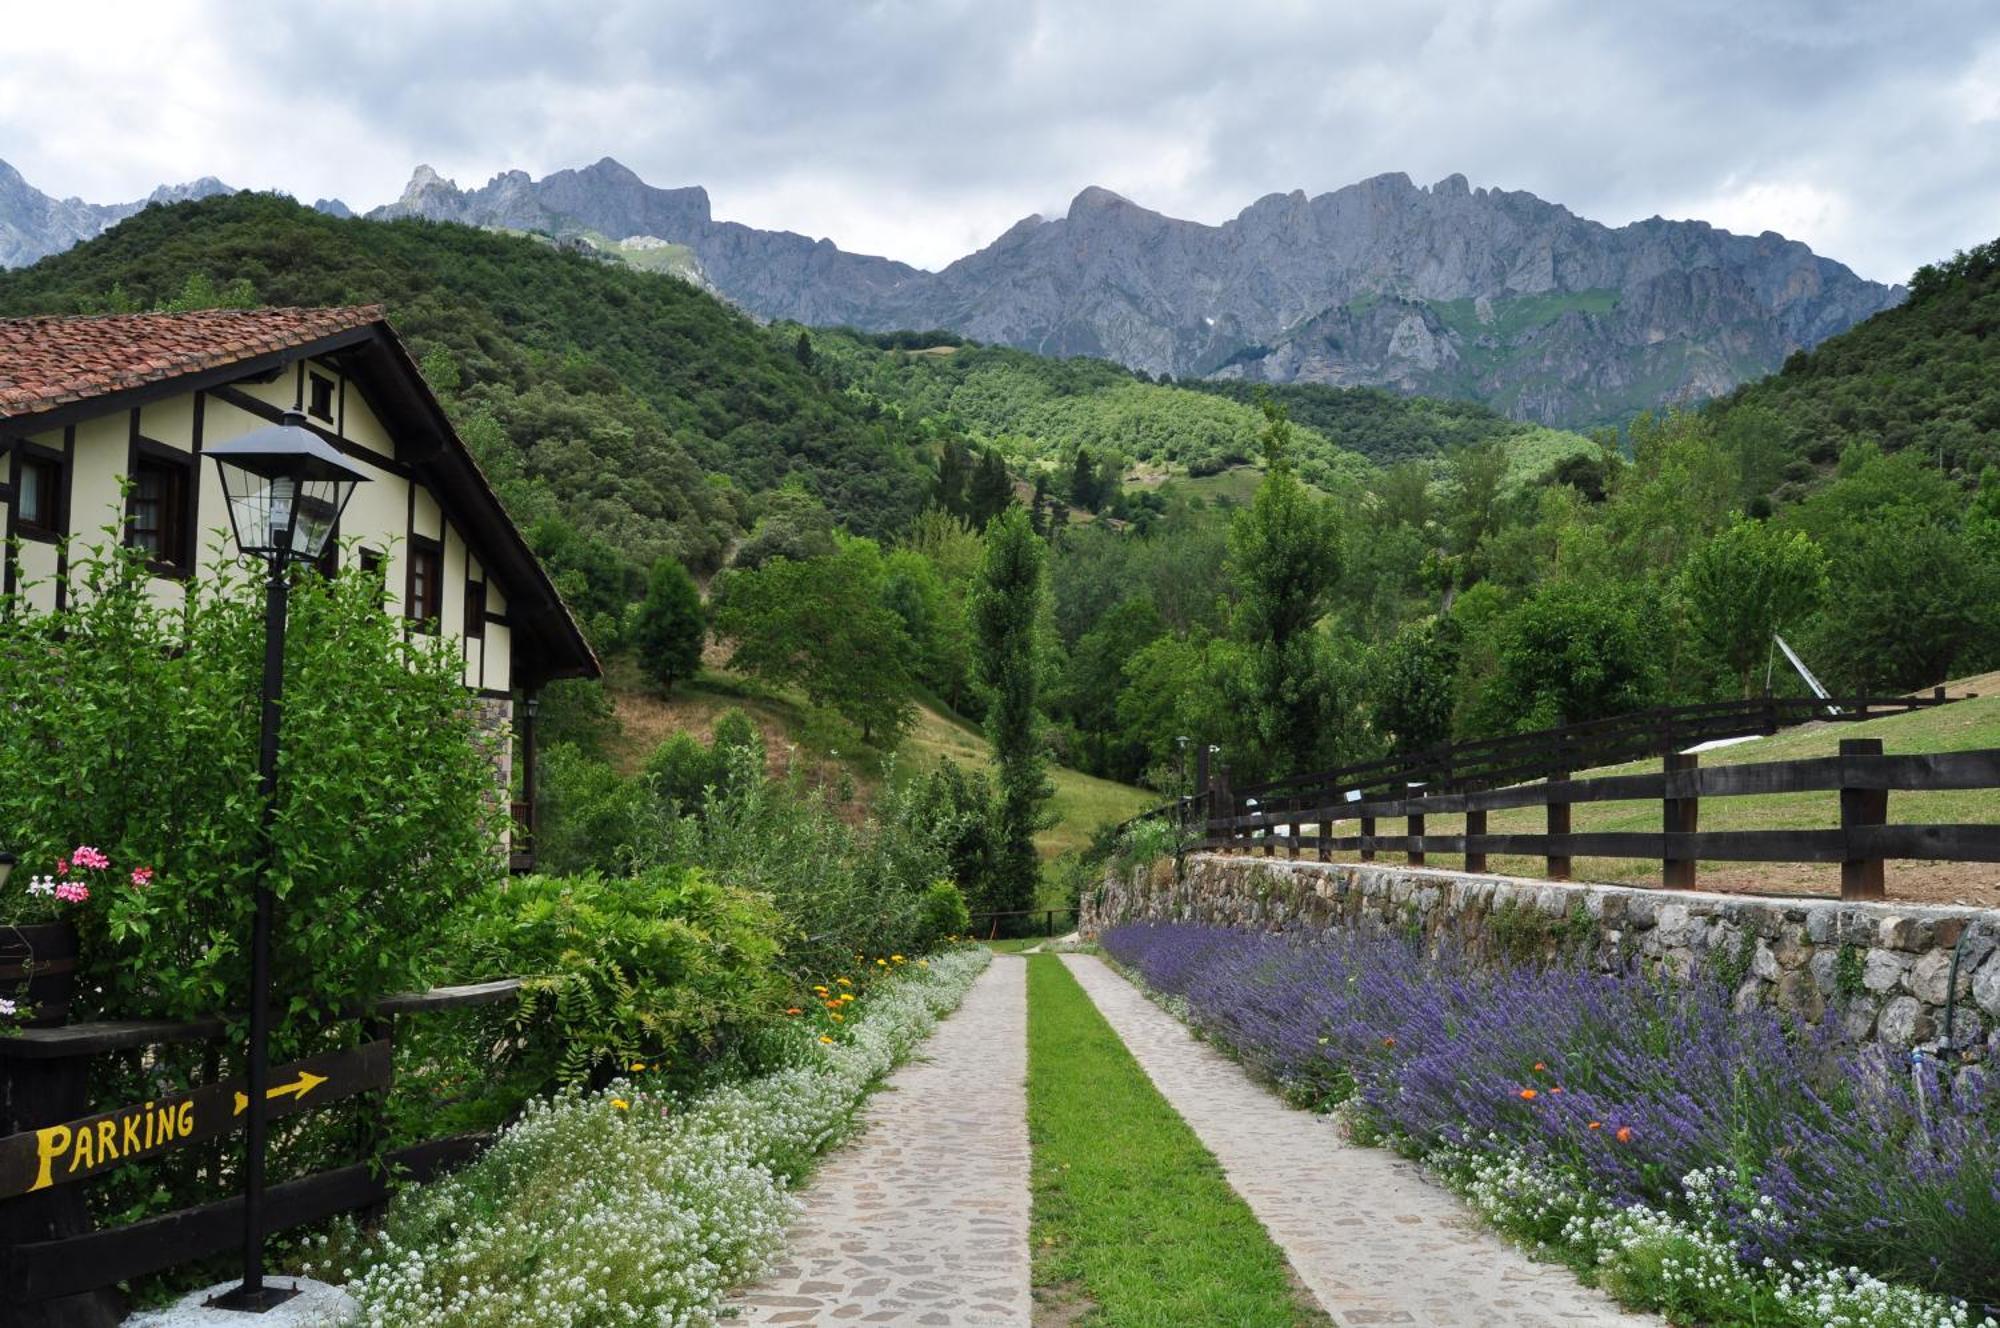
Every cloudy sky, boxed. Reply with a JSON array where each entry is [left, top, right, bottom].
[[3, 0, 1995, 283]]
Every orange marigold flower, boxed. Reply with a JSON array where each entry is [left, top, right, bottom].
[[1381, 1037, 1396, 1049], [1533, 1062, 1547, 1073], [1588, 1121, 1603, 1130], [1615, 1126, 1633, 1144], [1550, 1086, 1563, 1095], [785, 1008, 803, 1015], [1518, 1088, 1538, 1101]]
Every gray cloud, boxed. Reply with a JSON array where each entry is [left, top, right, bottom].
[[3, 0, 1995, 281]]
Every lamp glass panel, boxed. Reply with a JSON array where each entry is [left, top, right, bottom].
[[290, 478, 346, 560], [219, 463, 283, 556]]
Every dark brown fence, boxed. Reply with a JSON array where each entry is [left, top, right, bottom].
[[0, 979, 520, 1327], [1203, 736, 2000, 900], [1229, 690, 1958, 809], [969, 907, 1077, 940]]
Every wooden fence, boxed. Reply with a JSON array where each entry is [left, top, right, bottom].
[[1203, 737, 2000, 900], [0, 979, 521, 1327], [1130, 690, 1987, 901]]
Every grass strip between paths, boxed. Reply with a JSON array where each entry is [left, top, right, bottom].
[[1025, 953, 1330, 1327]]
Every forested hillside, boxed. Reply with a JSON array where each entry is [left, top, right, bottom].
[[7, 199, 1999, 815], [1708, 236, 2000, 499], [0, 193, 927, 606]]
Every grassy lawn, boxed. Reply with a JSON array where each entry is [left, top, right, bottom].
[[603, 662, 1155, 863], [898, 698, 1155, 860], [1267, 675, 2000, 903], [1026, 954, 1329, 1327]]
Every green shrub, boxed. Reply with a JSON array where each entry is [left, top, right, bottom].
[[447, 867, 784, 1089], [535, 743, 664, 876], [644, 731, 718, 812], [915, 879, 971, 947], [0, 539, 498, 1027]]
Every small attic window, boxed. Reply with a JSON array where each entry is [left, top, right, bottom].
[[308, 372, 335, 423]]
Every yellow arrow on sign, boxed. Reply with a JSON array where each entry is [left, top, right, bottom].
[[233, 1070, 329, 1116]]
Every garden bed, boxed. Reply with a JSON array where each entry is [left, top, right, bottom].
[[297, 947, 990, 1328], [1100, 922, 1999, 1328]]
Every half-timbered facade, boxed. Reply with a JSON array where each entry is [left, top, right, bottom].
[[0, 306, 598, 867]]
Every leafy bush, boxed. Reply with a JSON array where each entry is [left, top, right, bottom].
[[534, 743, 664, 877], [914, 879, 971, 947], [0, 540, 498, 1028], [645, 732, 720, 814], [447, 868, 784, 1090], [324, 949, 991, 1328]]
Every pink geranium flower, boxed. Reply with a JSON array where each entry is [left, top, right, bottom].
[[130, 867, 154, 887], [70, 846, 110, 872], [54, 881, 89, 904]]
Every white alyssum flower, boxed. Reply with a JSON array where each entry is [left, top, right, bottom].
[[313, 949, 990, 1328]]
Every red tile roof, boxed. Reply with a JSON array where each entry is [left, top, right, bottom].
[[0, 306, 386, 419]]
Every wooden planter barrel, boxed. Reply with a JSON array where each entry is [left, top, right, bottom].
[[0, 922, 78, 1026]]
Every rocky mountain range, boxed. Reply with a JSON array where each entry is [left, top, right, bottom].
[[370, 160, 1909, 428], [0, 160, 235, 268], [0, 156, 1904, 428]]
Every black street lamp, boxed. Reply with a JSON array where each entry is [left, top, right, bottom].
[[0, 850, 15, 890], [205, 412, 368, 1312]]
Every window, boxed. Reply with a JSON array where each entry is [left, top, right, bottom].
[[15, 452, 61, 535], [308, 373, 335, 423], [359, 547, 384, 579], [126, 454, 192, 570], [464, 578, 487, 640], [407, 539, 442, 630]]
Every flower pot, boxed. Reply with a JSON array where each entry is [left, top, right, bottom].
[[0, 921, 78, 1026]]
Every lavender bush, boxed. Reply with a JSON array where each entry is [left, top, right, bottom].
[[1101, 921, 2000, 1313]]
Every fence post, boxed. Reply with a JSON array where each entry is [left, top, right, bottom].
[[1662, 752, 1699, 889], [1360, 804, 1376, 862], [1408, 786, 1426, 868], [0, 1056, 121, 1328], [1839, 737, 1886, 900], [1546, 758, 1572, 882], [1216, 765, 1235, 854], [1288, 794, 1301, 861], [1465, 806, 1488, 874], [1193, 742, 1211, 846]]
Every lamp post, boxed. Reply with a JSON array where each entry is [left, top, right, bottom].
[[0, 850, 15, 890], [205, 412, 368, 1313]]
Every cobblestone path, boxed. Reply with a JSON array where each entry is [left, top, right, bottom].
[[1062, 953, 1662, 1328], [722, 956, 1031, 1326]]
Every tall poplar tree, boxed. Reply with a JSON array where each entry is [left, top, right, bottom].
[[973, 507, 1051, 917], [1229, 402, 1343, 778]]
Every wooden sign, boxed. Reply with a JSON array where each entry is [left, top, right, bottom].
[[0, 1039, 390, 1198]]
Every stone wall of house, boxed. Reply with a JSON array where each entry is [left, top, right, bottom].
[[470, 696, 515, 847], [1082, 852, 2000, 1056]]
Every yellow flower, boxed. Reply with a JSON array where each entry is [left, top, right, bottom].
[[840, 993, 855, 1003], [837, 977, 852, 987], [918, 960, 929, 968], [875, 958, 888, 967], [891, 954, 905, 963], [610, 1098, 630, 1111], [630, 1062, 648, 1072], [830, 1012, 844, 1022], [818, 1035, 834, 1045]]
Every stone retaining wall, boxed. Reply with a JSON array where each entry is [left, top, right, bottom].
[[1082, 852, 2000, 1055]]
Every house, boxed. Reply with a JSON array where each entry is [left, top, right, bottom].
[[0, 305, 599, 869]]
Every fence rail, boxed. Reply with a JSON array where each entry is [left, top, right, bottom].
[[968, 907, 1076, 940], [1133, 690, 1990, 902], [0, 978, 522, 1326], [1200, 736, 1996, 900]]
